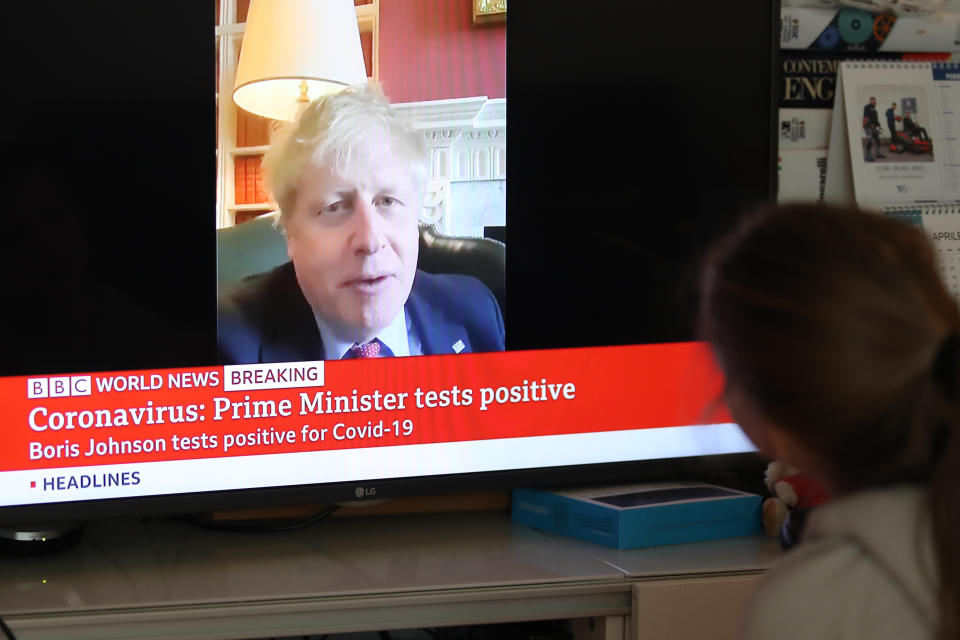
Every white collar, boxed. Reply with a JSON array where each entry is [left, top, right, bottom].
[[315, 309, 411, 360]]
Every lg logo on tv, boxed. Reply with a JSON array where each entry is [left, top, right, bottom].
[[354, 486, 376, 498], [27, 376, 92, 399]]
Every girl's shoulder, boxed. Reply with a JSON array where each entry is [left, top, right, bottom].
[[741, 486, 936, 640]]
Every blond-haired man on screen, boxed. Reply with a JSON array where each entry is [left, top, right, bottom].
[[217, 86, 504, 363]]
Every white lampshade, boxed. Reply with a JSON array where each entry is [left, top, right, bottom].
[[233, 0, 368, 122]]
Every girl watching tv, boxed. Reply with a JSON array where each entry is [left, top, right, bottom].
[[699, 204, 959, 639]]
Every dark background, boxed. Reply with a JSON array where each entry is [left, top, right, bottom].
[[0, 1, 776, 376], [0, 2, 214, 375], [506, 2, 778, 349]]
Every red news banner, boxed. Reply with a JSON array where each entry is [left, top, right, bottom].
[[3, 343, 730, 472]]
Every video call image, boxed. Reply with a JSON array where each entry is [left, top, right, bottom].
[[0, 1, 774, 377], [216, 0, 507, 366]]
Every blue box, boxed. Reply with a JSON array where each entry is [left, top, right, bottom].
[[511, 482, 763, 549]]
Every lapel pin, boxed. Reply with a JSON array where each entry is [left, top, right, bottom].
[[452, 339, 466, 354]]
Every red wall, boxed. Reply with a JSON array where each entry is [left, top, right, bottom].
[[379, 0, 506, 104]]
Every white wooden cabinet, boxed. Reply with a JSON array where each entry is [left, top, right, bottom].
[[632, 574, 761, 640], [0, 511, 780, 640]]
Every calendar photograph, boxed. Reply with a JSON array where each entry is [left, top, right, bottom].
[[857, 85, 934, 164], [826, 60, 960, 207]]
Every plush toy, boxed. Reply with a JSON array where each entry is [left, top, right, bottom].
[[762, 461, 832, 544]]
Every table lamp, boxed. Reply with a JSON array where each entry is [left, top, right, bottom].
[[233, 0, 368, 123]]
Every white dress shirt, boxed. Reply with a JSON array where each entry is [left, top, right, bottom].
[[314, 309, 423, 360]]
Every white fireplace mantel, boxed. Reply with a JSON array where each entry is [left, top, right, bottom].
[[393, 96, 504, 131], [393, 97, 506, 236]]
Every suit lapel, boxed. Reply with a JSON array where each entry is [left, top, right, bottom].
[[406, 271, 471, 356], [256, 267, 470, 361], [261, 263, 325, 363]]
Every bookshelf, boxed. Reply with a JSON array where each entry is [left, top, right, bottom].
[[215, 0, 379, 228]]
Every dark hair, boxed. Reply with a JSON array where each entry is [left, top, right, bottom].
[[699, 203, 959, 639]]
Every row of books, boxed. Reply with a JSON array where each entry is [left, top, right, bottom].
[[235, 109, 272, 148], [234, 155, 270, 205]]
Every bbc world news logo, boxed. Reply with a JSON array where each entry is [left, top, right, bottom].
[[27, 376, 92, 399]]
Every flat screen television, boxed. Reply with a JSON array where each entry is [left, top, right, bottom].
[[0, 0, 778, 529]]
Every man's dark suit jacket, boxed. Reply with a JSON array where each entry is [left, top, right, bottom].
[[217, 261, 505, 364]]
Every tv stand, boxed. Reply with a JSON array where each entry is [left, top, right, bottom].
[[0, 510, 780, 639]]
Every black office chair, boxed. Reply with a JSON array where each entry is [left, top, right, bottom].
[[417, 225, 505, 314], [216, 214, 505, 313]]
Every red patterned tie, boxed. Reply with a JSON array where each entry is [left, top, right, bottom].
[[346, 339, 384, 359]]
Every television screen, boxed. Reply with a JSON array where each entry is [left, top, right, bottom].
[[0, 0, 777, 526]]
